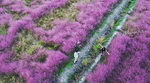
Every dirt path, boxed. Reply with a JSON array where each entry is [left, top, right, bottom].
[[79, 5, 136, 83]]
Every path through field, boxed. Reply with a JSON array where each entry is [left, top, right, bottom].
[[57, 0, 135, 82], [78, 4, 136, 83]]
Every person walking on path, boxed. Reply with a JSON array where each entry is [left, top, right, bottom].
[[74, 49, 81, 64], [99, 43, 110, 55]]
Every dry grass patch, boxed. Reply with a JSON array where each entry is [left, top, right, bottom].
[[11, 30, 42, 61]]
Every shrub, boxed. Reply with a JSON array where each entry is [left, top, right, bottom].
[[97, 36, 105, 44], [82, 58, 90, 66]]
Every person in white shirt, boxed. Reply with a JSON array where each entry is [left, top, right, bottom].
[[74, 49, 81, 64]]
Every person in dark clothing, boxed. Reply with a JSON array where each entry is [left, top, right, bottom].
[[100, 47, 106, 54], [99, 43, 110, 55]]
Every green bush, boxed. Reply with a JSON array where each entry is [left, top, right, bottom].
[[26, 48, 35, 55], [15, 46, 21, 53], [54, 44, 60, 50], [93, 44, 101, 51], [47, 47, 53, 50], [82, 58, 90, 66], [97, 36, 105, 44]]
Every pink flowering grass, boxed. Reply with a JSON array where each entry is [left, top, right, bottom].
[[86, 0, 150, 82], [0, 49, 68, 83], [0, 0, 120, 82], [30, 0, 119, 53], [86, 34, 130, 83]]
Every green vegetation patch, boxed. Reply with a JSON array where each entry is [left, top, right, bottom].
[[6, 8, 27, 20], [88, 36, 105, 59], [129, 0, 137, 9], [99, 55, 107, 63], [11, 30, 42, 61], [0, 24, 9, 35], [36, 40, 60, 50], [0, 73, 26, 83], [25, 0, 34, 6], [121, 0, 137, 16], [58, 58, 74, 75], [82, 58, 91, 66]]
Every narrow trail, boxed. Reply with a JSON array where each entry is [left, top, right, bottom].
[[78, 4, 136, 83], [79, 31, 118, 83], [58, 0, 130, 83]]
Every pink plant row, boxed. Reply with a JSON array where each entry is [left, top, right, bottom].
[[0, 0, 119, 82], [86, 0, 150, 82], [0, 0, 69, 82], [1, 0, 68, 18], [0, 49, 68, 83], [0, 0, 68, 50], [87, 35, 130, 82], [0, 0, 119, 52], [31, 0, 119, 53]]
